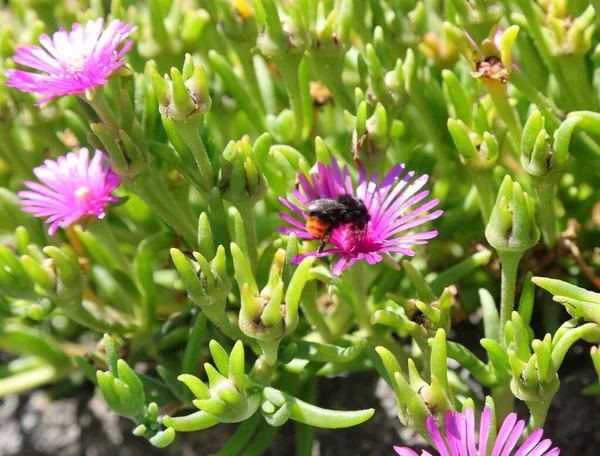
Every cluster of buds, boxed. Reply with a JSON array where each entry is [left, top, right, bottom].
[[164, 340, 259, 429], [96, 335, 175, 448], [485, 175, 540, 255], [151, 55, 212, 123], [377, 329, 456, 439], [219, 139, 268, 207], [232, 242, 314, 365]]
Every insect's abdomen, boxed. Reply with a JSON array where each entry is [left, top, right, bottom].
[[306, 217, 331, 239]]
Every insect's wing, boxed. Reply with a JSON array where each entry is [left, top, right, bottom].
[[307, 198, 342, 214]]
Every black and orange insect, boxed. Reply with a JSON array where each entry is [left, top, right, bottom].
[[306, 195, 370, 253]]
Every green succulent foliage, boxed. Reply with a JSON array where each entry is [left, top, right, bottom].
[[2, 0, 600, 452]]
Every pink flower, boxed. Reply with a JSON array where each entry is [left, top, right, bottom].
[[5, 18, 136, 105], [394, 407, 560, 456], [278, 159, 442, 276], [18, 148, 121, 235]]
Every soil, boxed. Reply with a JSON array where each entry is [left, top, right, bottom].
[[1, 354, 599, 456]]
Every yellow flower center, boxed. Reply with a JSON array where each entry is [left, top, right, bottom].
[[75, 186, 93, 205]]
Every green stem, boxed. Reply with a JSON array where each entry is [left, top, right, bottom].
[[312, 55, 355, 113], [0, 135, 32, 178], [301, 281, 333, 343], [491, 384, 515, 422], [275, 54, 305, 144], [556, 54, 598, 112], [202, 301, 248, 342], [526, 399, 552, 434], [87, 220, 132, 276], [498, 250, 523, 346], [469, 169, 496, 224], [86, 90, 119, 136], [237, 203, 258, 273], [175, 120, 215, 190], [346, 262, 373, 336], [214, 412, 261, 456], [234, 43, 266, 116], [133, 172, 197, 247], [532, 176, 560, 248], [484, 80, 522, 152]]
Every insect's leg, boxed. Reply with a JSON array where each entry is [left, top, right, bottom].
[[318, 228, 332, 253]]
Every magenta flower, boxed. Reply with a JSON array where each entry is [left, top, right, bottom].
[[394, 407, 560, 456], [278, 160, 442, 276], [5, 18, 136, 105], [18, 148, 121, 235]]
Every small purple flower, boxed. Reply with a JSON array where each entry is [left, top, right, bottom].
[[5, 18, 136, 105], [394, 406, 560, 456], [278, 159, 442, 276], [18, 148, 122, 235]]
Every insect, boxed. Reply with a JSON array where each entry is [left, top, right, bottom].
[[306, 195, 370, 253]]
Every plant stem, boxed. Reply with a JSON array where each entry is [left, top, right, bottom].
[[312, 55, 355, 113], [556, 54, 598, 112], [532, 176, 560, 248], [237, 203, 258, 273], [469, 169, 496, 224], [346, 262, 373, 336], [484, 80, 522, 153], [133, 171, 197, 246], [275, 54, 305, 144], [86, 90, 119, 136], [87, 220, 132, 275], [202, 301, 248, 342], [526, 399, 552, 434], [498, 250, 523, 346], [213, 412, 261, 456], [300, 280, 333, 342], [492, 384, 515, 422], [175, 120, 215, 190]]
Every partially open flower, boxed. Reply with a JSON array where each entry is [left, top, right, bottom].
[[5, 19, 136, 105], [394, 406, 560, 456], [278, 159, 442, 276], [18, 148, 121, 234]]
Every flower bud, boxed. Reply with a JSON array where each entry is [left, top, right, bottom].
[[96, 339, 175, 447], [508, 312, 559, 406], [521, 110, 580, 176], [485, 175, 540, 254], [166, 341, 261, 425], [232, 243, 314, 365], [151, 56, 212, 122], [448, 118, 499, 170], [376, 329, 455, 438], [254, 0, 310, 58], [218, 139, 268, 207], [170, 246, 230, 308]]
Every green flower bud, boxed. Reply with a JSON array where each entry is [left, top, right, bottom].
[[171, 246, 230, 308], [448, 118, 499, 170], [232, 243, 314, 366], [216, 0, 258, 42], [485, 175, 540, 254], [0, 245, 35, 299], [521, 110, 580, 176], [376, 329, 455, 440], [171, 341, 261, 424], [151, 56, 212, 122], [219, 139, 268, 207], [254, 0, 310, 58]]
